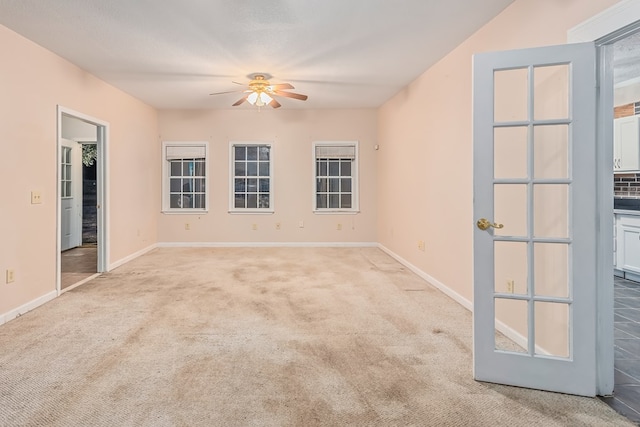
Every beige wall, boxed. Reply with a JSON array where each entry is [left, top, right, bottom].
[[0, 24, 159, 316], [157, 109, 377, 243], [376, 0, 620, 305]]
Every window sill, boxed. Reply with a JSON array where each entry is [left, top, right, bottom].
[[228, 209, 275, 215], [162, 209, 208, 215], [313, 209, 360, 215]]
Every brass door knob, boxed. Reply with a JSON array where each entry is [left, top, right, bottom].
[[477, 218, 504, 230]]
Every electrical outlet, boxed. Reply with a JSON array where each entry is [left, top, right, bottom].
[[418, 240, 425, 251], [506, 279, 515, 293], [184, 223, 190, 230], [31, 191, 42, 204], [275, 222, 281, 230], [6, 269, 15, 284], [336, 223, 342, 231], [252, 223, 257, 230]]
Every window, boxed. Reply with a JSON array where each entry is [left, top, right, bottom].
[[313, 141, 358, 212], [230, 143, 273, 212], [162, 141, 208, 212]]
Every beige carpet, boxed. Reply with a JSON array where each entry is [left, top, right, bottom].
[[0, 247, 633, 426]]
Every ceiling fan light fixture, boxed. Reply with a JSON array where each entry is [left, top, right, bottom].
[[247, 91, 273, 107], [211, 74, 307, 108], [260, 92, 273, 104], [247, 91, 259, 105]]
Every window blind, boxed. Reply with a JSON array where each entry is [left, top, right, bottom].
[[166, 145, 206, 160], [315, 145, 356, 159]]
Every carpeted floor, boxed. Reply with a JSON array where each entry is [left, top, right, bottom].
[[0, 247, 634, 426]]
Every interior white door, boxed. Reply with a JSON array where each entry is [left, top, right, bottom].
[[60, 138, 82, 251], [473, 42, 598, 396]]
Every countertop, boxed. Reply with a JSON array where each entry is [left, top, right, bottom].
[[615, 209, 640, 216], [613, 201, 640, 215]]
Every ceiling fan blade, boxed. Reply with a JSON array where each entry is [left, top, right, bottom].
[[269, 83, 294, 90], [269, 98, 281, 109], [272, 90, 308, 101], [210, 89, 243, 96], [232, 95, 248, 106]]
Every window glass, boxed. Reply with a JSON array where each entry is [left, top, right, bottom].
[[163, 142, 207, 212], [314, 142, 357, 211], [231, 144, 272, 211]]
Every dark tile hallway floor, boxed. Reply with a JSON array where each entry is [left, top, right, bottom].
[[602, 277, 640, 424]]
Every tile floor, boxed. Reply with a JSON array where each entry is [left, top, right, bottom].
[[601, 277, 640, 424]]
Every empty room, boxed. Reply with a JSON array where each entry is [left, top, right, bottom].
[[2, 1, 640, 425]]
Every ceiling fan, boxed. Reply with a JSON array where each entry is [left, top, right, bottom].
[[210, 74, 308, 108]]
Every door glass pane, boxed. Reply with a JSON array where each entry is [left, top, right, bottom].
[[494, 68, 528, 122], [494, 184, 527, 237], [534, 125, 568, 179], [533, 184, 568, 238], [534, 64, 569, 121], [534, 243, 568, 298], [494, 241, 528, 295], [495, 298, 528, 354], [534, 302, 569, 358], [494, 126, 528, 179]]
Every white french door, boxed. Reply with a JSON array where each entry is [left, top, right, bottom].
[[473, 42, 598, 396], [60, 138, 82, 251]]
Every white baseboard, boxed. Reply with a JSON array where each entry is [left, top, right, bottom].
[[108, 243, 158, 271], [0, 290, 57, 326], [60, 273, 101, 294], [157, 241, 379, 248], [377, 244, 473, 312], [377, 244, 551, 355]]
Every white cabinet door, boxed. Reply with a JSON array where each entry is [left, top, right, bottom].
[[617, 215, 640, 273], [614, 115, 640, 171]]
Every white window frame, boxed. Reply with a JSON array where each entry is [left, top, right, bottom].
[[312, 141, 359, 214], [228, 141, 274, 214], [162, 141, 209, 214]]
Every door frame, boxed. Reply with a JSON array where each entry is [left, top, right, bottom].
[[56, 106, 110, 294], [568, 0, 640, 396]]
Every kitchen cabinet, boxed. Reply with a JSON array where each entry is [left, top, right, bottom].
[[616, 213, 640, 278], [613, 115, 640, 171]]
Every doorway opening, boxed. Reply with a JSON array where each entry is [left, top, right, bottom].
[[606, 29, 640, 422], [57, 107, 109, 293]]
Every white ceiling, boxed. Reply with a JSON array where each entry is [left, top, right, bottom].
[[0, 0, 515, 110]]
